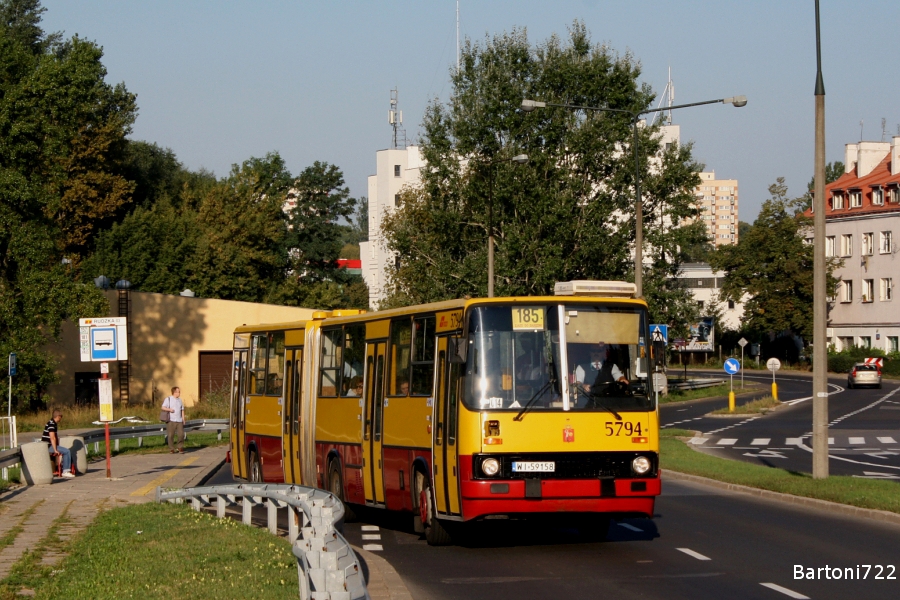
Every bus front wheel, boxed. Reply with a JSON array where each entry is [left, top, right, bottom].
[[417, 471, 452, 546], [328, 460, 356, 522]]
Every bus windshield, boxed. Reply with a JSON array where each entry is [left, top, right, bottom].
[[462, 303, 652, 413]]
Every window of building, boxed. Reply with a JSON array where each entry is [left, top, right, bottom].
[[825, 235, 835, 257], [880, 231, 893, 254], [859, 336, 872, 349], [862, 279, 874, 303], [862, 232, 874, 256], [841, 280, 853, 303], [728, 300, 735, 309], [394, 165, 401, 177], [394, 193, 400, 206], [838, 336, 854, 351], [849, 190, 862, 208], [832, 193, 843, 209], [890, 187, 900, 204], [872, 187, 884, 205], [697, 300, 704, 309], [881, 278, 894, 301], [840, 234, 853, 257], [888, 336, 899, 353]]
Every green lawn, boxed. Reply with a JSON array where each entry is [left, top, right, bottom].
[[0, 466, 21, 493], [710, 394, 780, 415], [660, 431, 900, 514], [0, 503, 298, 600], [85, 431, 229, 460]]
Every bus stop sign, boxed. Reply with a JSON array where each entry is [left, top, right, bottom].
[[79, 317, 128, 362]]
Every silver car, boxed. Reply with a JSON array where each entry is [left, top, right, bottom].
[[847, 363, 882, 389]]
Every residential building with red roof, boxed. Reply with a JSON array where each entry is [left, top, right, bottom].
[[805, 139, 900, 353]]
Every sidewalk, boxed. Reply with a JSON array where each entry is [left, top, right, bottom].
[[0, 445, 225, 581]]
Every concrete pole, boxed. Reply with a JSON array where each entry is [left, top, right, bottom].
[[633, 117, 643, 298], [812, 0, 829, 479], [488, 164, 495, 298]]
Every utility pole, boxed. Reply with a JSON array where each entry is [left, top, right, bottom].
[[812, 0, 829, 479]]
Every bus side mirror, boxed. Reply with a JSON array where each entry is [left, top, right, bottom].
[[448, 337, 467, 364]]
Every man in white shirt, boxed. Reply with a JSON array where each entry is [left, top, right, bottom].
[[162, 387, 185, 453], [574, 342, 627, 393]]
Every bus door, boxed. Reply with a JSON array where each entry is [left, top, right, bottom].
[[282, 347, 303, 483], [433, 337, 462, 516], [231, 349, 249, 479], [361, 341, 386, 505]]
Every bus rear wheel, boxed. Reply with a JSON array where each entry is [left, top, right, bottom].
[[328, 460, 356, 522], [417, 471, 452, 546], [249, 451, 262, 483]]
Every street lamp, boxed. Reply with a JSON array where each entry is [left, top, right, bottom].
[[482, 153, 528, 297], [521, 95, 747, 297]]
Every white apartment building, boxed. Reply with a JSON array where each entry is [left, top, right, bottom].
[[675, 262, 745, 330], [811, 138, 900, 354], [359, 145, 424, 308], [692, 172, 739, 246]]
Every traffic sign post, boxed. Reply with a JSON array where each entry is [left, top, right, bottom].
[[737, 338, 748, 388], [767, 357, 781, 401], [724, 358, 741, 412], [7, 353, 15, 441]]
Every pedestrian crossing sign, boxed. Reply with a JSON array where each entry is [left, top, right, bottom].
[[650, 324, 668, 344]]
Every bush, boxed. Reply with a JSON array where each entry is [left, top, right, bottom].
[[827, 346, 890, 374]]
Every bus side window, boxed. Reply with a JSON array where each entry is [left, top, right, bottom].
[[389, 319, 412, 395], [266, 331, 285, 396], [447, 361, 460, 446], [319, 329, 342, 397], [411, 316, 436, 395], [342, 325, 365, 395], [374, 354, 385, 441], [250, 333, 267, 395]]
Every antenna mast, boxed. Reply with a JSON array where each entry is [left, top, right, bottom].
[[389, 88, 407, 149]]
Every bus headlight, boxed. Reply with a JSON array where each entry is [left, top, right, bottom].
[[632, 456, 651, 475], [481, 458, 500, 477]]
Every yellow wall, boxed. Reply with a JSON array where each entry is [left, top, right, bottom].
[[45, 291, 315, 407]]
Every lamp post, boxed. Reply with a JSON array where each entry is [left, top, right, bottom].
[[521, 95, 747, 298], [483, 153, 528, 297]]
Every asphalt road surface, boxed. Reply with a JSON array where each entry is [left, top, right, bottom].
[[661, 371, 900, 479]]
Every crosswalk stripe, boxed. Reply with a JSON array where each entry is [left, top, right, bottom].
[[361, 525, 379, 531], [878, 436, 897, 444], [362, 534, 381, 540], [849, 437, 865, 445], [786, 438, 803, 446], [689, 438, 708, 445], [717, 439, 737, 446], [362, 544, 383, 552], [750, 438, 770, 445]]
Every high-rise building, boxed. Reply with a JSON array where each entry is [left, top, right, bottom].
[[692, 172, 739, 246]]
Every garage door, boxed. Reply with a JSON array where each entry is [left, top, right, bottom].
[[199, 351, 232, 399]]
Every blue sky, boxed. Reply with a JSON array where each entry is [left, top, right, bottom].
[[42, 1, 899, 222]]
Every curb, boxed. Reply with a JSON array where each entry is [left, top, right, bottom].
[[663, 469, 900, 527], [184, 451, 227, 489], [352, 545, 414, 600]]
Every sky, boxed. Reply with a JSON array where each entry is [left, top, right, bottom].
[[41, 0, 900, 223]]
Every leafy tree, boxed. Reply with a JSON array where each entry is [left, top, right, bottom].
[[0, 0, 118, 406], [799, 161, 845, 211], [709, 178, 840, 341], [380, 23, 703, 327]]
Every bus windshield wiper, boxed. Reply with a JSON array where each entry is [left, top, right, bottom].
[[574, 385, 623, 421], [513, 380, 553, 421]]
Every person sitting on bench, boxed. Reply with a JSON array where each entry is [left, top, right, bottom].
[[42, 409, 74, 478]]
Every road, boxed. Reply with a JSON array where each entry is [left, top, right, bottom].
[[661, 371, 900, 479]]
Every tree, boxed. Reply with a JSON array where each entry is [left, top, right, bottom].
[[380, 23, 704, 327], [709, 178, 839, 341], [799, 161, 845, 211], [0, 0, 117, 406]]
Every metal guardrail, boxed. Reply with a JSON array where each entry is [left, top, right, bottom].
[[156, 483, 369, 600], [0, 418, 229, 472], [668, 378, 726, 391]]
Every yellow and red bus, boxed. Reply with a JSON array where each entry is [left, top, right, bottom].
[[230, 281, 660, 544]]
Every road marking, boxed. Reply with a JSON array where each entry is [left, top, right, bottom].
[[785, 438, 803, 446], [618, 523, 642, 532], [864, 451, 899, 459], [750, 438, 770, 445], [759, 582, 809, 599], [362, 534, 381, 540], [717, 439, 737, 446], [676, 548, 711, 561], [129, 456, 199, 497], [362, 544, 383, 551], [689, 438, 708, 445], [878, 436, 898, 444], [854, 471, 900, 480], [848, 437, 865, 445], [828, 437, 834, 445], [361, 525, 379, 531], [743, 450, 786, 459]]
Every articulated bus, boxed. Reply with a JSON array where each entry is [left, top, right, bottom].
[[230, 281, 661, 544]]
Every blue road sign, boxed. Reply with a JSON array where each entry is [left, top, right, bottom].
[[650, 324, 668, 344], [90, 327, 118, 360], [8, 353, 16, 377], [724, 358, 741, 375]]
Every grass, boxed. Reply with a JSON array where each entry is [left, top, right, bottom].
[[660, 434, 900, 514], [0, 500, 74, 600], [0, 501, 41, 554], [15, 391, 230, 432], [660, 381, 762, 404], [0, 503, 299, 600], [84, 431, 230, 460], [710, 394, 781, 415]]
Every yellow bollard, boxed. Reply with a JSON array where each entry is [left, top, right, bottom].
[[771, 382, 778, 401], [728, 390, 735, 412]]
